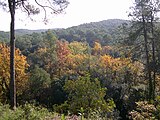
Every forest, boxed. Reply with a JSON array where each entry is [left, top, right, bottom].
[[1, 0, 160, 120]]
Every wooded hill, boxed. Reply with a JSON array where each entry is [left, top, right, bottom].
[[0, 19, 129, 46]]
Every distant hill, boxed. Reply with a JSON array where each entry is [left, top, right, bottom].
[[70, 19, 129, 30], [54, 19, 130, 46], [15, 29, 47, 35], [5, 19, 129, 34], [0, 31, 10, 43], [0, 19, 130, 45]]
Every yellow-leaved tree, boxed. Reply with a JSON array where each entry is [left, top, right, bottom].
[[0, 43, 29, 102], [92, 41, 102, 55]]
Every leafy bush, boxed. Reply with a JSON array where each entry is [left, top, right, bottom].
[[155, 96, 160, 119], [0, 103, 56, 120], [129, 101, 156, 120], [63, 74, 115, 117]]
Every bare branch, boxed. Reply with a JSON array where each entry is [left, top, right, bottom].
[[33, 0, 69, 23], [21, 1, 30, 15], [35, 0, 61, 14], [34, 0, 47, 22], [0, 0, 69, 23]]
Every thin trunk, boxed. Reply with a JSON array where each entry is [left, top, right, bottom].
[[8, 0, 16, 110], [88, 46, 91, 74], [151, 14, 156, 100], [142, 14, 152, 101]]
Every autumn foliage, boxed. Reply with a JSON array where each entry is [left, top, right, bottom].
[[0, 43, 29, 102], [0, 28, 159, 119]]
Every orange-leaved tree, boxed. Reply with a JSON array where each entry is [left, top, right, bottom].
[[56, 40, 70, 77], [0, 43, 29, 103]]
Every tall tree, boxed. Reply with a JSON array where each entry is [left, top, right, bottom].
[[129, 0, 160, 100], [0, 43, 29, 103], [0, 0, 69, 109]]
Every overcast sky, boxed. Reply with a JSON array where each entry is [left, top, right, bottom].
[[0, 0, 134, 31]]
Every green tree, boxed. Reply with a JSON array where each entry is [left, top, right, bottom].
[[129, 0, 160, 100], [68, 41, 89, 55], [16, 35, 32, 55], [28, 65, 51, 105], [64, 74, 115, 115]]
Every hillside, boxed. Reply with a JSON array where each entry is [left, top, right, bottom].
[[69, 19, 129, 30], [54, 19, 129, 46], [15, 29, 48, 35], [0, 19, 129, 45]]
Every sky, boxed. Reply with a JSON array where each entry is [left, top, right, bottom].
[[0, 0, 134, 31]]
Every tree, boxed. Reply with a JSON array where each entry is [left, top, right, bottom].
[[92, 41, 102, 55], [42, 31, 58, 79], [28, 65, 51, 105], [68, 41, 89, 55], [0, 43, 29, 103], [16, 35, 32, 54], [0, 0, 69, 109], [129, 0, 160, 100], [64, 74, 115, 115], [56, 40, 70, 77]]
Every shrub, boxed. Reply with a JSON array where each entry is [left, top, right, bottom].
[[63, 74, 115, 117], [129, 101, 156, 120], [0, 103, 56, 120]]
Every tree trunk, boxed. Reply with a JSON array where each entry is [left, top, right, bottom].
[[151, 14, 156, 100], [8, 0, 16, 110], [142, 14, 153, 101], [142, 14, 153, 100]]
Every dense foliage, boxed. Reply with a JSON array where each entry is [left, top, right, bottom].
[[0, 16, 160, 119]]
